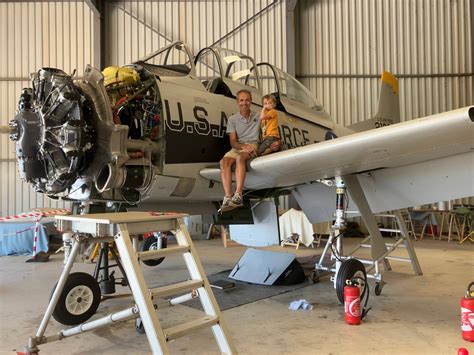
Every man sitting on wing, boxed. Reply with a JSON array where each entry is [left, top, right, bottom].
[[219, 89, 260, 212]]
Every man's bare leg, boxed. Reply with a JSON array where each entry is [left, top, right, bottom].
[[220, 157, 235, 197], [235, 152, 251, 195]]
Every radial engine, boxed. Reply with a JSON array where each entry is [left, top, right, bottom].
[[5, 65, 163, 204]]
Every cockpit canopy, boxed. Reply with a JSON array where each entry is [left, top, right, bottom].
[[254, 63, 324, 112], [134, 42, 195, 77], [194, 46, 324, 112], [134, 41, 326, 115]]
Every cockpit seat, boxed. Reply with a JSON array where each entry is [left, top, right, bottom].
[[207, 79, 233, 97]]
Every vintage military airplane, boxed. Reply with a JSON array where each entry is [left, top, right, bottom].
[[4, 41, 473, 355], [5, 40, 471, 211], [2, 40, 473, 288], [1, 40, 473, 340]]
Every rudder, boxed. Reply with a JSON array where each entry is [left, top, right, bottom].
[[349, 71, 400, 132]]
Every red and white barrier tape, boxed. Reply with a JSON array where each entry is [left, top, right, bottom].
[[0, 208, 70, 222], [0, 209, 70, 256]]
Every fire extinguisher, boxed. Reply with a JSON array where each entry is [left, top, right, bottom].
[[461, 281, 474, 342], [344, 282, 361, 325], [344, 278, 372, 325]]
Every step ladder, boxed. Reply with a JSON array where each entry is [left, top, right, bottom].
[[350, 210, 423, 282], [378, 209, 417, 240], [21, 212, 236, 355]]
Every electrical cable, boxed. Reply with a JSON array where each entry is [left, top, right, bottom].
[[329, 231, 345, 262]]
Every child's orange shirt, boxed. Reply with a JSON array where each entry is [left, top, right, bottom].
[[262, 109, 280, 139]]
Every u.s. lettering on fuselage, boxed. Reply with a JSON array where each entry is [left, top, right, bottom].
[[164, 100, 228, 138], [164, 99, 325, 148]]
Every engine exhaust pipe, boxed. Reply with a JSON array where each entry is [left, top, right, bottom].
[[96, 163, 150, 193], [96, 164, 125, 193]]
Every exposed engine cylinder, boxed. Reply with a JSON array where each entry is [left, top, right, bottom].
[[6, 64, 161, 204], [9, 68, 93, 194]]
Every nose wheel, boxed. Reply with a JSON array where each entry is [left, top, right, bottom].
[[140, 234, 168, 266]]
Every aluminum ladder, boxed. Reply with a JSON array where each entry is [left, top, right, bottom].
[[347, 209, 423, 290], [21, 212, 236, 355]]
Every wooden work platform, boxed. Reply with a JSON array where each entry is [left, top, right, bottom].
[[55, 212, 187, 238]]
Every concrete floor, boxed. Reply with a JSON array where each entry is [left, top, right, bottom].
[[0, 237, 473, 355]]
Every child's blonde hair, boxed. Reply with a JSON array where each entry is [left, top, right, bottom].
[[262, 94, 277, 104]]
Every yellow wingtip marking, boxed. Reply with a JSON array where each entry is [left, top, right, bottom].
[[381, 71, 398, 95]]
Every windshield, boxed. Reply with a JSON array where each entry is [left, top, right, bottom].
[[194, 48, 222, 82], [135, 42, 194, 76]]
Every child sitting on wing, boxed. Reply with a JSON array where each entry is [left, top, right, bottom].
[[258, 94, 281, 156]]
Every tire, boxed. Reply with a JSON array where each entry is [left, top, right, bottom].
[[335, 259, 367, 304], [140, 235, 167, 266], [310, 270, 320, 284], [375, 282, 383, 296], [135, 318, 145, 334], [51, 272, 101, 326]]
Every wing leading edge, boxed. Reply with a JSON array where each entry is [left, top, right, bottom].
[[200, 106, 474, 190]]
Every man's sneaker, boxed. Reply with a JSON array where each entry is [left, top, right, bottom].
[[218, 196, 232, 213], [229, 192, 243, 207]]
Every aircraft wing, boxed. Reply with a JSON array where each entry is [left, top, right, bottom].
[[200, 106, 474, 193]]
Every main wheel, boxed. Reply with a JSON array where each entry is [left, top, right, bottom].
[[140, 235, 167, 266], [51, 272, 101, 325], [335, 259, 367, 304]]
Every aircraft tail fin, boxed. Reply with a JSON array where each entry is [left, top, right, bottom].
[[349, 71, 400, 132]]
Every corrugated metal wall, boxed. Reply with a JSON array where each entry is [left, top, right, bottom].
[[296, 0, 473, 126], [0, 1, 99, 216], [104, 0, 287, 70], [296, 0, 473, 206], [1, 0, 471, 215]]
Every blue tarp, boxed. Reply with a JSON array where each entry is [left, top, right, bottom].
[[0, 221, 49, 256]]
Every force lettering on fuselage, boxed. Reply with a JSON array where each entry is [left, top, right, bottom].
[[164, 99, 316, 148], [278, 125, 312, 148]]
